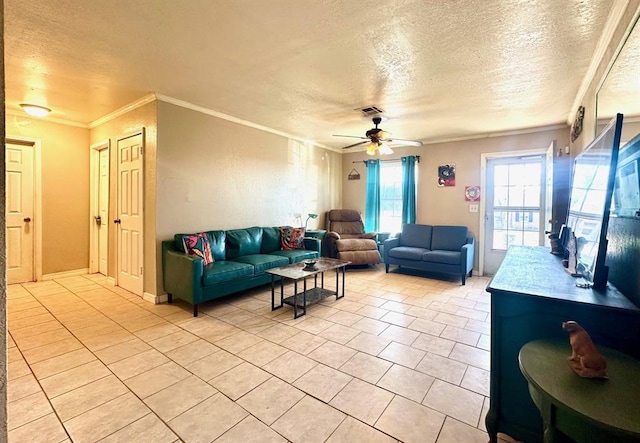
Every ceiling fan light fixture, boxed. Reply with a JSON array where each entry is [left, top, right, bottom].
[[366, 143, 377, 156], [379, 143, 394, 155], [20, 103, 51, 117]]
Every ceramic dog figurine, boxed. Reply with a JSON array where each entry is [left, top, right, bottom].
[[562, 321, 608, 379]]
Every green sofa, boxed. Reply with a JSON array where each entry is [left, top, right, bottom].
[[162, 226, 321, 316]]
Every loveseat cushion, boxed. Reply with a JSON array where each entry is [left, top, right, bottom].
[[206, 230, 227, 261], [270, 249, 318, 263], [232, 254, 289, 273], [389, 246, 430, 260], [202, 261, 254, 286], [226, 227, 262, 259], [422, 250, 462, 265], [400, 224, 433, 249], [431, 226, 468, 251], [261, 227, 281, 253]]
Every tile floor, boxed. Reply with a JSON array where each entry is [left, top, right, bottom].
[[6, 266, 518, 443]]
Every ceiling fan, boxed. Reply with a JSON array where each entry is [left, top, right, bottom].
[[334, 116, 423, 155]]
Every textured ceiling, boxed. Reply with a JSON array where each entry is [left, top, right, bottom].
[[5, 0, 617, 148]]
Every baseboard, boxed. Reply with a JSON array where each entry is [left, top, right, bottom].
[[106, 276, 116, 286], [42, 268, 90, 281], [143, 292, 168, 304]]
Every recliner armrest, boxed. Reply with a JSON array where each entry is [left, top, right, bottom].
[[326, 231, 341, 240], [361, 232, 377, 240]]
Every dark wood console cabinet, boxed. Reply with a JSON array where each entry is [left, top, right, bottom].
[[485, 245, 640, 443]]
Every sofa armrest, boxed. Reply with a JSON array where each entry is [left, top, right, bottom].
[[303, 237, 321, 256], [162, 246, 203, 303], [462, 235, 475, 273], [383, 236, 401, 263]]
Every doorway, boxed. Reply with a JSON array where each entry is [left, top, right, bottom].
[[480, 147, 553, 275], [90, 141, 110, 275]]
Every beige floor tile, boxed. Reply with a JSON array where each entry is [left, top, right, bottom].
[[357, 295, 387, 307], [461, 365, 490, 396], [289, 316, 333, 335], [99, 413, 178, 443], [118, 314, 167, 332], [10, 320, 64, 340], [477, 333, 491, 351], [355, 305, 390, 320], [407, 317, 447, 336], [415, 352, 468, 385], [81, 328, 137, 351], [411, 333, 456, 357], [433, 312, 469, 328], [293, 364, 352, 403], [108, 348, 170, 380], [20, 337, 85, 365], [379, 300, 412, 313], [423, 379, 484, 426], [326, 416, 396, 443], [257, 323, 300, 343], [479, 397, 490, 430], [378, 342, 425, 368], [436, 416, 489, 443], [465, 319, 491, 335], [280, 330, 327, 355], [377, 364, 435, 403], [209, 361, 271, 400], [262, 350, 317, 383], [144, 375, 217, 421], [308, 341, 357, 369], [72, 322, 125, 341], [30, 348, 96, 379], [40, 360, 111, 398], [351, 317, 391, 335], [339, 352, 392, 384], [169, 392, 248, 443], [374, 395, 445, 443], [237, 339, 289, 366], [8, 412, 68, 443], [185, 349, 242, 381], [440, 325, 480, 346], [272, 395, 346, 443], [214, 330, 264, 354], [8, 373, 41, 403], [125, 361, 191, 399], [147, 329, 199, 353], [455, 307, 488, 321], [449, 343, 490, 370], [346, 332, 391, 355], [379, 324, 420, 345], [8, 358, 32, 381], [216, 415, 287, 443], [330, 378, 394, 425], [327, 310, 364, 327], [405, 305, 438, 320], [51, 374, 129, 422], [64, 392, 150, 443], [320, 323, 361, 345], [237, 377, 305, 425], [94, 338, 151, 365], [13, 328, 74, 351], [164, 339, 220, 366], [379, 311, 415, 327], [8, 390, 53, 430]]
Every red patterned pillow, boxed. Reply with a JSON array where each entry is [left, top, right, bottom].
[[182, 233, 214, 265], [279, 226, 306, 250]]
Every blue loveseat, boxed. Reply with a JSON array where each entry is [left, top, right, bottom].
[[162, 226, 321, 316], [384, 224, 475, 285]]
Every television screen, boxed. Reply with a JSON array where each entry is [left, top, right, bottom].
[[566, 114, 623, 289], [612, 133, 640, 218]]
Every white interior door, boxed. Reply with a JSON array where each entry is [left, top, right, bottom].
[[98, 148, 109, 274], [116, 133, 144, 295], [5, 142, 34, 284]]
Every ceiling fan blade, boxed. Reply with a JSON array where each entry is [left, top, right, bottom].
[[342, 141, 369, 150], [334, 134, 369, 140], [383, 138, 423, 147]]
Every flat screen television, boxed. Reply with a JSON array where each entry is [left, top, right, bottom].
[[565, 113, 623, 289]]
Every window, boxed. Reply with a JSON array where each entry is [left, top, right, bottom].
[[379, 162, 403, 233]]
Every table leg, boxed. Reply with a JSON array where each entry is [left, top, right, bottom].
[[293, 280, 299, 319], [270, 275, 280, 310], [337, 266, 345, 300], [302, 277, 307, 317]]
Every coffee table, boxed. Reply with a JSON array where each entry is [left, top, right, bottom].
[[266, 258, 350, 318]]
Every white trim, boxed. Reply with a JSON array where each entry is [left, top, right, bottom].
[[421, 123, 569, 146], [89, 93, 157, 128], [4, 108, 89, 128], [568, 0, 630, 125], [143, 292, 168, 304], [42, 268, 90, 281], [6, 135, 43, 282], [89, 140, 110, 275], [107, 276, 116, 286], [479, 147, 548, 276]]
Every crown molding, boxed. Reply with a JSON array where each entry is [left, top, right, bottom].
[[89, 93, 157, 128], [4, 108, 89, 128], [420, 122, 569, 146]]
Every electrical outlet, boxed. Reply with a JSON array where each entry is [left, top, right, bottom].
[[469, 204, 479, 213]]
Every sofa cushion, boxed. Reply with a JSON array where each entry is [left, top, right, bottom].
[[232, 254, 289, 273], [400, 224, 433, 249], [226, 227, 262, 259], [270, 249, 318, 263], [431, 226, 468, 251], [279, 226, 305, 250], [202, 261, 254, 286], [389, 246, 430, 260], [422, 250, 462, 265], [206, 230, 227, 261], [182, 232, 214, 265], [261, 227, 281, 253]]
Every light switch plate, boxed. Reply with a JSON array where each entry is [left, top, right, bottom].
[[469, 204, 479, 213]]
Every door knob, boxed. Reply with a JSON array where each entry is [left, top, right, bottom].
[[24, 217, 31, 222], [114, 219, 121, 224], [94, 215, 102, 225]]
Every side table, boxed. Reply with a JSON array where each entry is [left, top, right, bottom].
[[518, 339, 640, 443]]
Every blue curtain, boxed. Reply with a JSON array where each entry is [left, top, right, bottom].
[[364, 159, 380, 232], [401, 156, 417, 224]]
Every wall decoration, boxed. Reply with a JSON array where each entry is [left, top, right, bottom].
[[571, 105, 585, 142], [437, 164, 456, 187], [348, 168, 361, 180], [465, 185, 481, 201]]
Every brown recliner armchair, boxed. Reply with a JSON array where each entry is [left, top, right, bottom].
[[325, 209, 381, 265]]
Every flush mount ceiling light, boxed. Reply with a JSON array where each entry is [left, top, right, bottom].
[[20, 103, 51, 117]]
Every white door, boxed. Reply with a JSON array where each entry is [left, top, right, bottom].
[[5, 143, 34, 284], [484, 155, 547, 274], [116, 133, 144, 295], [98, 148, 109, 274]]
